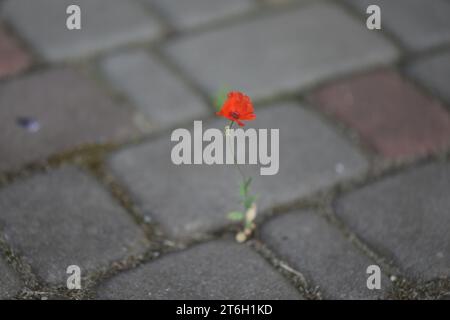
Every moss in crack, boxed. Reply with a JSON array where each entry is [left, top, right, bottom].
[[388, 277, 450, 300], [248, 239, 321, 300], [82, 158, 166, 244], [0, 231, 43, 294]]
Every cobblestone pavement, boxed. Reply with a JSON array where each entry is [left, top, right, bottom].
[[0, 0, 449, 300]]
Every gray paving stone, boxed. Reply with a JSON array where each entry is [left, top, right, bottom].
[[1, 0, 162, 61], [97, 239, 302, 299], [262, 0, 307, 5], [344, 0, 450, 51], [142, 0, 254, 29], [261, 211, 390, 299], [163, 2, 398, 101], [0, 256, 22, 299], [407, 50, 450, 106], [0, 166, 148, 285], [101, 49, 209, 129], [0, 68, 140, 172], [109, 103, 368, 238], [335, 162, 450, 281]]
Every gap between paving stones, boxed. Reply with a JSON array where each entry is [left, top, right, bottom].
[[328, 0, 450, 116], [3, 0, 449, 101], [108, 45, 218, 116], [3, 0, 448, 113], [322, 154, 450, 299], [0, 0, 403, 107], [336, 0, 406, 54], [1, 64, 450, 293], [0, 18, 44, 70], [1, 0, 450, 299], [0, 232, 40, 298], [251, 152, 450, 300], [138, 0, 265, 37], [94, 142, 449, 300], [0, 0, 263, 71], [247, 238, 322, 300], [1, 0, 167, 63], [397, 46, 450, 114], [1, 96, 450, 299]]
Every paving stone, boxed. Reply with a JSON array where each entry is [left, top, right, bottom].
[[142, 0, 254, 29], [0, 68, 141, 172], [308, 69, 450, 160], [335, 162, 450, 281], [0, 166, 149, 285], [97, 239, 301, 299], [1, 0, 162, 61], [344, 0, 450, 51], [0, 256, 22, 299], [407, 50, 450, 106], [163, 2, 398, 101], [261, 211, 391, 299], [261, 0, 299, 5], [0, 25, 31, 78], [101, 49, 208, 129], [109, 103, 368, 238]]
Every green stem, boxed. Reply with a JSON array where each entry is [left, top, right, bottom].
[[227, 121, 246, 183], [228, 120, 254, 220]]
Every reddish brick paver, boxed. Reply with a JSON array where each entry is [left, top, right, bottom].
[[308, 69, 450, 159], [0, 26, 31, 78]]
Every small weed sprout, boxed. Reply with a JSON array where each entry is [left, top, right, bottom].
[[215, 90, 257, 243]]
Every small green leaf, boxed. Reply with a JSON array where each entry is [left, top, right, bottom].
[[227, 211, 244, 221], [239, 182, 246, 198], [239, 177, 253, 198], [243, 197, 255, 210], [214, 87, 229, 111], [244, 177, 252, 189]]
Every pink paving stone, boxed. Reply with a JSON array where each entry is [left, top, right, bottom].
[[0, 26, 31, 78], [308, 69, 450, 159]]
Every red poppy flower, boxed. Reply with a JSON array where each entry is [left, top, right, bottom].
[[216, 91, 256, 126]]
